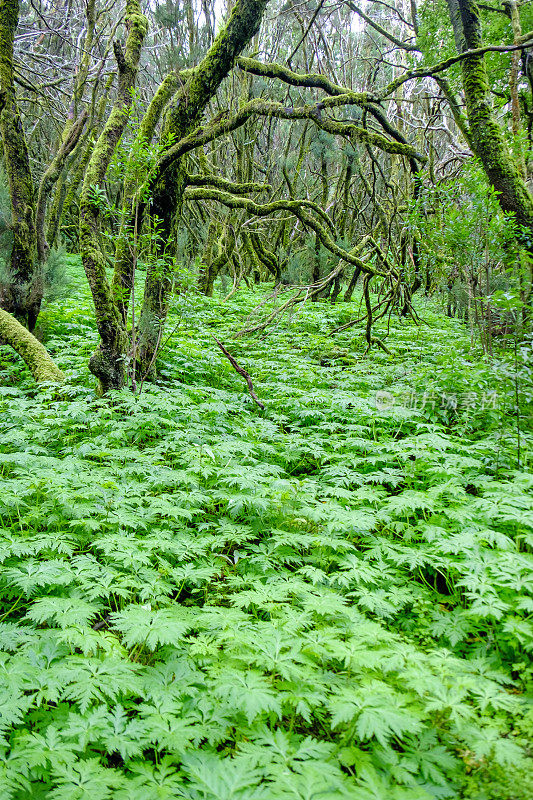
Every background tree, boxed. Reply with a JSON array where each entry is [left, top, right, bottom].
[[1, 0, 532, 387]]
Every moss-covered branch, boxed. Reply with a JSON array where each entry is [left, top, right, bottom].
[[184, 187, 383, 277], [185, 185, 337, 234], [137, 71, 183, 143], [149, 96, 424, 194], [0, 308, 64, 383], [379, 36, 533, 98], [35, 110, 88, 262], [186, 174, 270, 193], [237, 56, 377, 102], [148, 0, 270, 238], [237, 57, 426, 163]]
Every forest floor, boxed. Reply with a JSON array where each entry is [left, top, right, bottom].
[[0, 256, 532, 799]]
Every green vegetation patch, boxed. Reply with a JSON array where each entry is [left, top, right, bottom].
[[0, 271, 532, 799]]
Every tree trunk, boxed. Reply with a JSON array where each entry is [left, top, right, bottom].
[[35, 112, 88, 264], [312, 234, 321, 299], [136, 0, 270, 372], [344, 265, 361, 302], [112, 70, 182, 323], [446, 0, 533, 233], [0, 308, 64, 384], [79, 0, 148, 393], [330, 272, 342, 303], [0, 0, 40, 329], [250, 230, 280, 281], [198, 220, 218, 293]]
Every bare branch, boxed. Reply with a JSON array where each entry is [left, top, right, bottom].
[[213, 336, 265, 409]]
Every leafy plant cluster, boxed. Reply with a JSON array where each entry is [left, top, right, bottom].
[[0, 265, 532, 799], [405, 162, 532, 350]]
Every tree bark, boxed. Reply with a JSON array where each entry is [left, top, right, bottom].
[[446, 0, 533, 232], [136, 0, 270, 372], [0, 308, 64, 384], [35, 111, 88, 263], [79, 0, 148, 393], [111, 70, 182, 323], [0, 0, 39, 329]]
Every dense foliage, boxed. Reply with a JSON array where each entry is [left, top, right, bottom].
[[1, 0, 533, 795], [0, 262, 532, 798]]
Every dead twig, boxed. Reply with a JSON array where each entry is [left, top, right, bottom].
[[213, 336, 265, 410]]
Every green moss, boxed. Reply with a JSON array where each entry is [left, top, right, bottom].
[[446, 0, 533, 232], [78, 0, 147, 391], [0, 0, 41, 323], [0, 307, 64, 383], [184, 187, 383, 279], [237, 56, 372, 104]]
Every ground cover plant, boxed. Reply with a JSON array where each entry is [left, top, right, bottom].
[[0, 262, 532, 799]]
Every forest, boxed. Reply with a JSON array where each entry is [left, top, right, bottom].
[[0, 0, 532, 796]]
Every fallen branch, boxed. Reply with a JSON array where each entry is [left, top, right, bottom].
[[213, 336, 265, 410]]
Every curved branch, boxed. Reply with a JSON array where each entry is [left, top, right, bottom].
[[185, 186, 336, 235], [236, 58, 425, 162], [149, 96, 424, 194], [237, 56, 377, 101], [0, 308, 64, 384], [184, 187, 384, 276], [344, 0, 420, 51], [379, 37, 533, 97]]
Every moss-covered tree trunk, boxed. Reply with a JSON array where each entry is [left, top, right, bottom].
[[249, 230, 279, 282], [446, 0, 533, 231], [343, 266, 361, 302], [136, 0, 270, 372], [0, 308, 64, 384], [198, 220, 217, 294], [79, 0, 148, 393], [0, 0, 39, 329], [111, 71, 182, 323], [0, 0, 88, 332]]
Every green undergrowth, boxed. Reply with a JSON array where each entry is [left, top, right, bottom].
[[0, 259, 532, 799]]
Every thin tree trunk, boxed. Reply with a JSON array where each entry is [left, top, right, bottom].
[[35, 111, 88, 263], [343, 265, 361, 302]]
